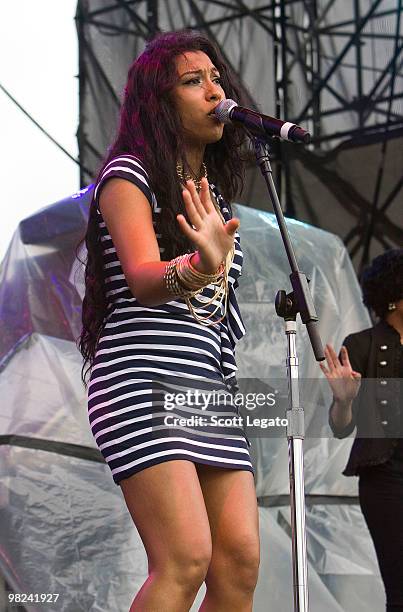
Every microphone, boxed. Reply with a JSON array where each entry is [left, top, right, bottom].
[[214, 99, 311, 144]]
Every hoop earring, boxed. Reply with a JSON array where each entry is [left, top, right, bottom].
[[388, 302, 397, 311]]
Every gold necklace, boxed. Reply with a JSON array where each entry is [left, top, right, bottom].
[[176, 161, 208, 191]]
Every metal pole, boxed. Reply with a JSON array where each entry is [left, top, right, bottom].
[[252, 137, 324, 611], [286, 321, 309, 612]]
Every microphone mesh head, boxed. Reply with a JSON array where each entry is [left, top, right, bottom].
[[214, 99, 237, 124]]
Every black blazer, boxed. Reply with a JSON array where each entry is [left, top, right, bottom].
[[329, 320, 402, 476]]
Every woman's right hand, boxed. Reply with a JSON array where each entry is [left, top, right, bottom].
[[320, 344, 362, 404], [176, 177, 239, 274]]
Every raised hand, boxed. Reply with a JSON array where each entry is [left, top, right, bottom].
[[176, 177, 239, 274], [320, 344, 361, 404]]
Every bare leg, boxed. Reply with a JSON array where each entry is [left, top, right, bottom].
[[196, 465, 260, 612], [119, 460, 213, 612]]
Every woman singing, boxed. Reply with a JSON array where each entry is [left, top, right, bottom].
[[320, 249, 403, 612], [78, 30, 260, 611]]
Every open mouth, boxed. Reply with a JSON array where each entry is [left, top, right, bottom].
[[208, 110, 220, 120]]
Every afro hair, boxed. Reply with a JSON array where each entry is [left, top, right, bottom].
[[361, 249, 403, 318]]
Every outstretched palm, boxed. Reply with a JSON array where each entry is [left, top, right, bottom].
[[176, 178, 239, 274], [320, 344, 361, 403]]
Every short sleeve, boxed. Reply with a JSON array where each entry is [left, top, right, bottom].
[[93, 155, 155, 211]]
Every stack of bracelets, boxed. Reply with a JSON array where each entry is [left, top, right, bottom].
[[163, 249, 233, 326]]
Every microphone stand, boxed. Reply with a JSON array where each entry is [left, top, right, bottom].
[[251, 136, 325, 612]]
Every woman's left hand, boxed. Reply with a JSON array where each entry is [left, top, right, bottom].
[[176, 177, 239, 274]]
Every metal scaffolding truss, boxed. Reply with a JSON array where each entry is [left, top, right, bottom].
[[282, 0, 403, 147], [77, 0, 403, 147], [76, 0, 403, 270]]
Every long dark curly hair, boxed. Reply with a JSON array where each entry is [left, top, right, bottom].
[[361, 248, 403, 318], [78, 29, 248, 382]]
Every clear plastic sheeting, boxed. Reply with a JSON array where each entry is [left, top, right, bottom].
[[0, 446, 146, 612], [0, 188, 90, 366], [0, 188, 383, 611], [233, 203, 371, 501], [0, 334, 92, 447]]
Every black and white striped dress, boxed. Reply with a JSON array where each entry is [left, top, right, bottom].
[[88, 155, 254, 484]]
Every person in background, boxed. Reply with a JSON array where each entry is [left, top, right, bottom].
[[320, 249, 403, 612]]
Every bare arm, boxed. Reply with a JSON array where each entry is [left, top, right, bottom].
[[320, 344, 361, 432], [329, 398, 354, 431], [99, 176, 239, 307]]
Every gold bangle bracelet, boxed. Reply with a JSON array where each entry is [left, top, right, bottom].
[[163, 248, 233, 327]]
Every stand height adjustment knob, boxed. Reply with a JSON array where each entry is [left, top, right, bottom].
[[275, 290, 299, 319]]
